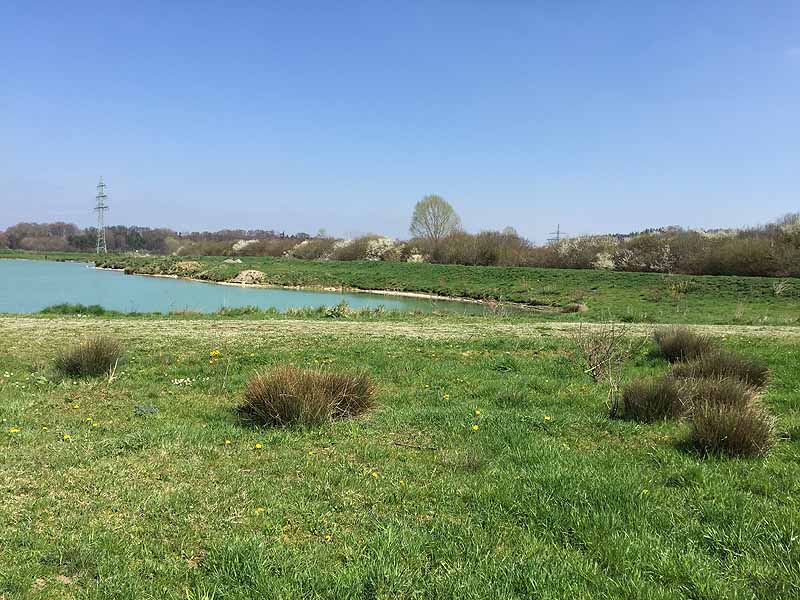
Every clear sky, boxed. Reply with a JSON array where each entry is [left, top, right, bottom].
[[1, 1, 798, 242]]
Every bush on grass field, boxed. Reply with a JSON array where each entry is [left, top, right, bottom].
[[619, 376, 686, 422], [53, 336, 124, 378], [671, 350, 770, 388], [653, 326, 715, 363], [682, 377, 760, 411], [239, 364, 375, 427], [689, 400, 776, 458]]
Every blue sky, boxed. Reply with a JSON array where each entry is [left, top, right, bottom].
[[1, 1, 798, 242]]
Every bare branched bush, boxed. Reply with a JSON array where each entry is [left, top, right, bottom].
[[53, 336, 123, 379], [573, 322, 647, 415], [668, 279, 691, 299], [239, 365, 375, 427], [481, 297, 507, 316], [653, 327, 715, 363], [573, 323, 645, 383]]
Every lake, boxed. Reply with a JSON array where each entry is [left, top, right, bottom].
[[0, 259, 487, 315]]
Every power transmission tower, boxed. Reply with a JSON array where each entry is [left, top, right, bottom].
[[547, 224, 566, 244], [95, 177, 109, 254]]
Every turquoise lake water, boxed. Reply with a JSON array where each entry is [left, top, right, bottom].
[[0, 259, 487, 315]]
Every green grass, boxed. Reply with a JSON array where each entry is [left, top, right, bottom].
[[2, 249, 800, 324], [1, 315, 799, 598]]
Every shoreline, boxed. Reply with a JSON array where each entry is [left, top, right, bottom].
[[92, 265, 545, 312]]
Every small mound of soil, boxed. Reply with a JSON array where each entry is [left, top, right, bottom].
[[175, 261, 202, 273], [230, 270, 266, 284], [561, 303, 589, 313]]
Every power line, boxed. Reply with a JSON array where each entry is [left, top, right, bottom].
[[547, 224, 566, 244], [94, 177, 109, 254]]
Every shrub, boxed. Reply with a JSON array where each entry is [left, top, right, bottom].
[[561, 303, 588, 314], [287, 238, 336, 260], [653, 326, 715, 362], [239, 365, 375, 427], [330, 236, 380, 261], [672, 350, 770, 388], [618, 376, 686, 422], [365, 237, 402, 261], [54, 336, 124, 378], [40, 303, 111, 316], [573, 322, 644, 382], [234, 238, 297, 257], [324, 301, 351, 319], [689, 400, 776, 458], [682, 377, 759, 412]]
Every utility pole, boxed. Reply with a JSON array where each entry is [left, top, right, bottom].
[[547, 224, 566, 244], [95, 177, 109, 254]]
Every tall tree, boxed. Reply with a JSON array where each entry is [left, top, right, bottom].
[[409, 195, 462, 243]]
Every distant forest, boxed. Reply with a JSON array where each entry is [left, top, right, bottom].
[[0, 222, 309, 255], [2, 213, 799, 278]]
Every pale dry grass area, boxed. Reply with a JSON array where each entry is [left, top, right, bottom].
[[1, 315, 799, 346]]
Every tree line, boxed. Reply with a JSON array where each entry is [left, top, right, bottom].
[[2, 196, 798, 277]]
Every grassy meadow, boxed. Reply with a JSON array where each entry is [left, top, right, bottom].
[[2, 315, 800, 599]]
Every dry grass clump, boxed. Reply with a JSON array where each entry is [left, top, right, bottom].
[[653, 327, 715, 363], [239, 364, 375, 427], [681, 377, 759, 411], [690, 400, 776, 458], [53, 336, 123, 378], [561, 303, 588, 314], [682, 377, 775, 457], [671, 350, 770, 389], [621, 338, 777, 458], [618, 376, 686, 422]]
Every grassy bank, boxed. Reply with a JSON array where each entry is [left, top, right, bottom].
[[2, 250, 800, 324], [1, 315, 799, 598]]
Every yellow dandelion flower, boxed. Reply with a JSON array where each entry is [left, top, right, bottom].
[[63, 434, 71, 441], [544, 415, 552, 422], [224, 439, 231, 445], [324, 534, 332, 542], [474, 409, 481, 416], [8, 427, 20, 433], [255, 507, 265, 514], [72, 404, 80, 409], [371, 471, 379, 478], [254, 443, 262, 449], [92, 423, 98, 428], [472, 424, 479, 431], [42, 426, 49, 431]]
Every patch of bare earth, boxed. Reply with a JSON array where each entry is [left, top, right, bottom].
[[229, 270, 266, 284]]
